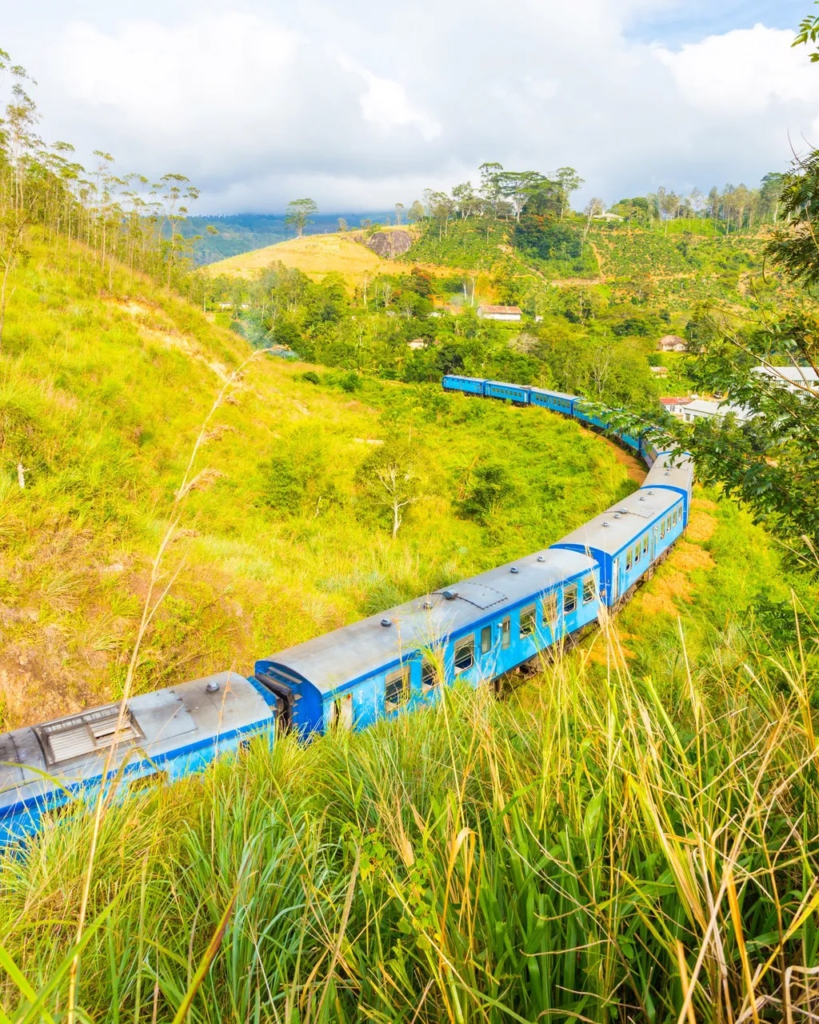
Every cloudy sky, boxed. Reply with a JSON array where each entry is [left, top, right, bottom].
[[3, 0, 818, 212]]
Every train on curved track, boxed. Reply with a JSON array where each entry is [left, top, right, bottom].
[[0, 376, 693, 846]]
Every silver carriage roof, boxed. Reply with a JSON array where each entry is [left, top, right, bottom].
[[551, 486, 680, 558], [0, 670, 271, 814], [643, 452, 695, 495], [261, 548, 597, 697], [444, 375, 486, 384], [528, 388, 578, 402]]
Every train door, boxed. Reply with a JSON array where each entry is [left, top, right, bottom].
[[611, 558, 621, 602], [651, 524, 659, 560], [328, 693, 353, 730]]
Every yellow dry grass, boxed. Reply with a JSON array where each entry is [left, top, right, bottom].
[[206, 232, 396, 283]]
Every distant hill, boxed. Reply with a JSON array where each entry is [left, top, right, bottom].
[[180, 212, 393, 265], [206, 228, 412, 283]]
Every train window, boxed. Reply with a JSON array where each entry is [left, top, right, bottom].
[[421, 660, 438, 690], [481, 626, 492, 655], [454, 636, 474, 673], [519, 605, 536, 638], [501, 617, 511, 649], [642, 535, 649, 556], [542, 592, 558, 625], [660, 519, 666, 538], [563, 585, 577, 614], [384, 669, 410, 711], [625, 549, 633, 571], [582, 576, 596, 604]]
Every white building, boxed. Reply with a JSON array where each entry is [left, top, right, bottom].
[[752, 365, 818, 393], [477, 304, 522, 322], [680, 399, 752, 424]]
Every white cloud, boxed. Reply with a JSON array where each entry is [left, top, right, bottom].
[[3, 1, 817, 210], [655, 23, 819, 113], [336, 55, 441, 141]]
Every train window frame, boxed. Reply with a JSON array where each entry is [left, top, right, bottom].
[[564, 584, 577, 614], [582, 575, 596, 604], [421, 659, 438, 691], [454, 636, 475, 673], [642, 535, 649, 556], [542, 591, 558, 626], [384, 668, 410, 712], [501, 617, 511, 649], [625, 549, 633, 571], [519, 605, 536, 638], [660, 519, 666, 538], [480, 625, 492, 656]]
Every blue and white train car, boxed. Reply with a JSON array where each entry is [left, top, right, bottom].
[[255, 549, 601, 737], [642, 452, 695, 523], [572, 400, 611, 433], [0, 671, 280, 844], [442, 375, 487, 396], [483, 380, 531, 405], [551, 486, 686, 605], [529, 388, 577, 416]]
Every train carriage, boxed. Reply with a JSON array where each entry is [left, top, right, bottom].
[[0, 671, 279, 845], [528, 388, 577, 415], [442, 375, 487, 396], [642, 452, 695, 523], [255, 549, 601, 737], [550, 486, 686, 605], [483, 380, 531, 405]]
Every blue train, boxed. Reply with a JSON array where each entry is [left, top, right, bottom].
[[0, 377, 693, 845]]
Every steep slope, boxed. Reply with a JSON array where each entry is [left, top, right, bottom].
[[0, 234, 637, 728]]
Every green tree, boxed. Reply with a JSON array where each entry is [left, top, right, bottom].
[[555, 166, 584, 218], [285, 198, 317, 237], [356, 436, 420, 538]]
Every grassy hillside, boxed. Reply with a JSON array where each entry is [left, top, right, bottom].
[[207, 231, 401, 283], [1, 475, 816, 1022], [0, 232, 637, 729], [181, 213, 393, 265]]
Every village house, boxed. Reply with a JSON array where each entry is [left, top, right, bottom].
[[657, 335, 687, 352], [477, 304, 522, 322], [659, 397, 692, 418]]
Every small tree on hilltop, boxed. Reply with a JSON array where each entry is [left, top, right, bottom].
[[285, 198, 318, 238]]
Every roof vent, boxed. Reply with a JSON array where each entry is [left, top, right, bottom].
[[614, 513, 621, 519], [603, 521, 610, 528], [381, 618, 392, 627], [537, 555, 545, 562], [205, 680, 220, 693], [639, 496, 646, 501], [443, 590, 458, 601], [510, 567, 519, 574], [422, 600, 433, 610], [648, 490, 654, 495]]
